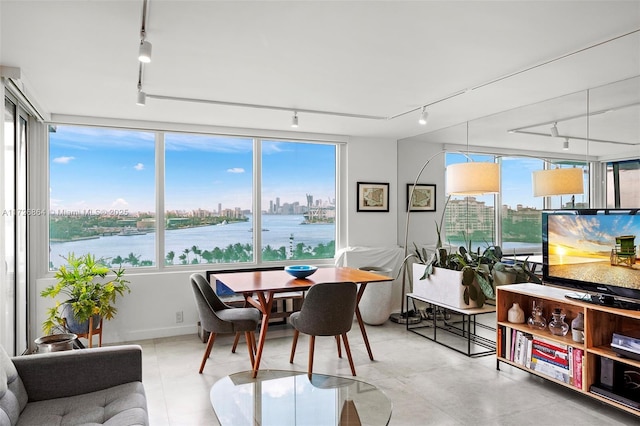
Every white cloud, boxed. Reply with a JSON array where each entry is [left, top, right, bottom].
[[134, 163, 144, 171], [227, 168, 245, 173], [111, 198, 129, 208], [53, 156, 75, 164]]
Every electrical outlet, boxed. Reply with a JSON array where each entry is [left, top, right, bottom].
[[175, 311, 183, 323]]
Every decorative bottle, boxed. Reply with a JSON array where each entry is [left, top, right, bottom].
[[571, 312, 585, 343], [507, 302, 525, 323], [548, 308, 569, 336], [527, 300, 547, 330]]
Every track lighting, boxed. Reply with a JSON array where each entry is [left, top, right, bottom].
[[136, 90, 146, 106], [418, 107, 428, 125], [291, 112, 298, 128], [550, 122, 559, 138], [563, 138, 569, 150], [138, 39, 152, 63]]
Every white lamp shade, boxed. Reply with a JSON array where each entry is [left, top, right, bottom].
[[446, 162, 500, 195], [532, 168, 584, 197]]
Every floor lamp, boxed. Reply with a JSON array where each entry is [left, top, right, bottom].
[[390, 150, 500, 323]]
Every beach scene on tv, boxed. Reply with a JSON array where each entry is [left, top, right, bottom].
[[547, 214, 640, 289]]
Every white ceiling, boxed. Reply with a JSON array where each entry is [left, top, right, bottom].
[[1, 1, 639, 157]]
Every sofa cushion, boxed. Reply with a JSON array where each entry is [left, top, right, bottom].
[[16, 381, 147, 426], [0, 346, 28, 426]]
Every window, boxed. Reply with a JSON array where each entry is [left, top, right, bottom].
[[49, 125, 338, 270], [444, 153, 495, 251], [500, 157, 543, 253], [607, 159, 640, 208], [49, 126, 156, 269], [261, 140, 336, 262], [164, 133, 253, 265]]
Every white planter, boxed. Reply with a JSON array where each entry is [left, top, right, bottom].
[[359, 266, 393, 325], [412, 264, 479, 309]]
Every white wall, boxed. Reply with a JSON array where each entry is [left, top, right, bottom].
[[32, 135, 402, 346], [396, 138, 446, 250]]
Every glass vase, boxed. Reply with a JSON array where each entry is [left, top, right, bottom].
[[527, 300, 546, 330], [548, 308, 569, 336]]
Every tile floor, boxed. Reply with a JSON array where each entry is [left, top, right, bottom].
[[135, 315, 638, 425]]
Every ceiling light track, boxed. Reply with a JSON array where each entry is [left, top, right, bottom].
[[145, 93, 387, 120], [512, 130, 638, 146], [390, 28, 640, 122], [508, 101, 640, 133], [138, 0, 152, 63]]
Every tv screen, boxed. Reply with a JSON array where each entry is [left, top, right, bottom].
[[542, 209, 640, 302]]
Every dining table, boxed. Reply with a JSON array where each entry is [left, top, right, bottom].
[[213, 266, 394, 377]]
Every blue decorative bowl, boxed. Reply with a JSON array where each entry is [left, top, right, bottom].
[[285, 265, 318, 279]]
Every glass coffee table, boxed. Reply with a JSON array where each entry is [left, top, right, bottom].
[[210, 370, 392, 425]]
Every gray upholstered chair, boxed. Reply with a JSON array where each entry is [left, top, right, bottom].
[[190, 273, 261, 373], [289, 281, 358, 376]]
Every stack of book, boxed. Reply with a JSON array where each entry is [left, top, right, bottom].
[[498, 325, 583, 389]]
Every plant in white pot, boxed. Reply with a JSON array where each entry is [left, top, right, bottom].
[[412, 236, 541, 308], [41, 252, 130, 336]]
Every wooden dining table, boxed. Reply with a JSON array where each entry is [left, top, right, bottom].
[[213, 266, 394, 377]]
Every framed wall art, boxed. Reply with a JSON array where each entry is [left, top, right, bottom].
[[407, 183, 436, 212], [357, 182, 389, 212]]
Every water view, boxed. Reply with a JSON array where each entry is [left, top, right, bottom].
[[49, 215, 335, 269]]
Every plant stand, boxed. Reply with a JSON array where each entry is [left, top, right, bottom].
[[406, 293, 496, 357], [74, 316, 103, 348]]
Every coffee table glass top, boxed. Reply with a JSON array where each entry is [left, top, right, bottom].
[[210, 370, 392, 425]]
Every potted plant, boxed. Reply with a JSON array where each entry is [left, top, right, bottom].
[[41, 252, 130, 335], [411, 226, 540, 308]]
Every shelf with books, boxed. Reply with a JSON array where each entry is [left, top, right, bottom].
[[497, 283, 640, 417]]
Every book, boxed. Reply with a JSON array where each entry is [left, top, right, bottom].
[[573, 348, 583, 389], [530, 356, 571, 383], [531, 338, 569, 367], [525, 334, 534, 369]]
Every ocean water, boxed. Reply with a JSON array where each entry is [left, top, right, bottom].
[[49, 215, 335, 268]]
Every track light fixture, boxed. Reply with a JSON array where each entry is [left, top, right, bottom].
[[138, 0, 151, 63], [138, 39, 152, 63], [136, 65, 146, 106], [291, 112, 299, 128], [563, 138, 569, 150], [418, 106, 428, 125], [550, 122, 559, 138]]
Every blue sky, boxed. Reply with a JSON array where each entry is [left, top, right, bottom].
[[49, 126, 336, 213]]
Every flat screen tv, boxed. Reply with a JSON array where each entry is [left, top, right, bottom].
[[542, 209, 640, 305]]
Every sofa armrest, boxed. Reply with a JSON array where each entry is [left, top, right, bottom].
[[11, 345, 143, 402]]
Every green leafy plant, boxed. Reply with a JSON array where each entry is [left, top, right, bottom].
[[413, 226, 541, 307], [41, 252, 130, 335]]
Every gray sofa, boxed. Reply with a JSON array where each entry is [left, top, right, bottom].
[[0, 344, 148, 426]]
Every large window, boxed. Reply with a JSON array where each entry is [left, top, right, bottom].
[[500, 157, 543, 253], [261, 140, 335, 262], [49, 125, 338, 270], [445, 154, 591, 255], [49, 126, 156, 269], [607, 159, 640, 208], [444, 153, 496, 251]]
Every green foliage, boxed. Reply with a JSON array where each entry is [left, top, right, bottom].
[[41, 252, 130, 335], [413, 240, 540, 307]]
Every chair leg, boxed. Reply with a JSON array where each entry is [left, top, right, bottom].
[[341, 333, 356, 376], [308, 335, 316, 378], [290, 329, 299, 363], [231, 332, 241, 353], [335, 335, 342, 358], [245, 331, 255, 367], [199, 332, 216, 374], [87, 316, 94, 349]]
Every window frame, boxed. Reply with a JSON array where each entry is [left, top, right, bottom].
[[45, 120, 345, 275]]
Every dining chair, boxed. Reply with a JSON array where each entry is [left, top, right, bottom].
[[289, 281, 358, 376], [190, 273, 261, 373]]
